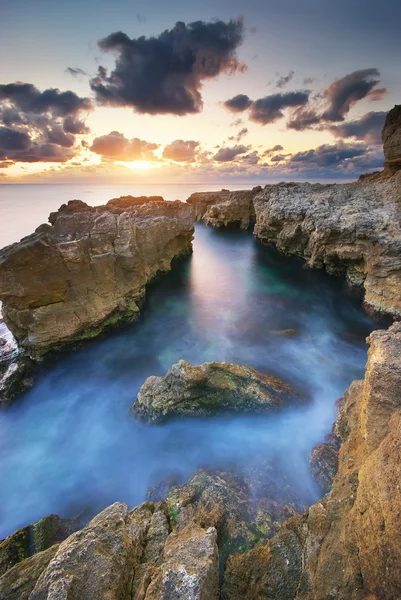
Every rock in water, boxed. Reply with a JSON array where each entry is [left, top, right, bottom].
[[187, 187, 261, 229], [0, 197, 194, 359], [131, 360, 304, 423]]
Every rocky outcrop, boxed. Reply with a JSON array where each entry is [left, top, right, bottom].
[[0, 197, 194, 359], [383, 104, 401, 173], [188, 172, 401, 317], [187, 187, 261, 229], [0, 467, 302, 600], [0, 312, 33, 405], [131, 359, 303, 423], [0, 514, 81, 577], [221, 321, 401, 600]]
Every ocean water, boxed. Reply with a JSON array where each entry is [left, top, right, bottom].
[[0, 185, 378, 538]]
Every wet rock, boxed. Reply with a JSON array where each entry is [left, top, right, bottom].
[[0, 197, 194, 359], [309, 431, 341, 494], [383, 104, 401, 173], [0, 514, 81, 577], [131, 359, 304, 423]]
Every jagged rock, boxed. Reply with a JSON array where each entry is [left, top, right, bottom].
[[0, 545, 60, 600], [187, 188, 261, 229], [0, 514, 81, 577], [0, 316, 34, 405], [221, 322, 401, 600], [0, 197, 194, 359], [309, 430, 341, 494], [131, 359, 303, 423], [383, 104, 401, 173]]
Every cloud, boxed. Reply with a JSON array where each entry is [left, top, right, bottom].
[[289, 141, 367, 168], [321, 68, 382, 122], [91, 18, 245, 115], [249, 91, 310, 124], [287, 108, 321, 130], [66, 67, 87, 77], [213, 144, 249, 162], [276, 70, 295, 88], [228, 127, 248, 142], [368, 87, 387, 102], [263, 144, 284, 156], [162, 139, 200, 162], [224, 94, 252, 113], [0, 82, 92, 163], [90, 131, 158, 161], [303, 77, 315, 85], [329, 111, 387, 145]]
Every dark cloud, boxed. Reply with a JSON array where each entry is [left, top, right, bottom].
[[249, 91, 310, 124], [90, 131, 158, 161], [287, 107, 321, 130], [263, 144, 284, 156], [241, 150, 260, 165], [228, 127, 248, 142], [276, 70, 295, 88], [0, 160, 14, 168], [66, 67, 87, 77], [321, 68, 382, 122], [303, 77, 315, 85], [224, 94, 252, 113], [213, 144, 249, 162], [270, 154, 289, 162], [162, 140, 200, 162], [0, 82, 92, 164], [328, 111, 386, 145], [289, 141, 367, 168], [91, 18, 245, 115]]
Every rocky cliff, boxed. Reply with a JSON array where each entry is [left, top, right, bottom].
[[187, 108, 401, 318], [0, 197, 194, 359], [221, 322, 401, 600]]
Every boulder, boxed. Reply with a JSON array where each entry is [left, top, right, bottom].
[[0, 197, 194, 359], [131, 359, 303, 423]]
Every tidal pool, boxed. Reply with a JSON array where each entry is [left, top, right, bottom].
[[0, 223, 378, 537]]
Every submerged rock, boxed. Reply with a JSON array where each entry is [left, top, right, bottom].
[[131, 359, 303, 423], [0, 196, 194, 359], [221, 322, 401, 599]]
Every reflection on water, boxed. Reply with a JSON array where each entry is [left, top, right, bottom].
[[0, 224, 378, 537]]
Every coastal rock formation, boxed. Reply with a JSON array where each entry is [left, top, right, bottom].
[[0, 314, 33, 405], [0, 468, 302, 600], [221, 322, 401, 599], [383, 104, 401, 173], [0, 197, 194, 359], [131, 359, 303, 423], [187, 187, 261, 229]]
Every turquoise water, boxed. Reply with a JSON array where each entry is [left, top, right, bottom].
[[0, 223, 377, 537]]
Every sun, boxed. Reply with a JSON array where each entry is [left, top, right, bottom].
[[117, 160, 159, 171]]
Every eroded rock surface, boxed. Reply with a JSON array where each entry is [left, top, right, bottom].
[[221, 322, 401, 600], [0, 310, 33, 405], [0, 197, 194, 359], [187, 187, 261, 229], [131, 359, 303, 423], [383, 104, 401, 173]]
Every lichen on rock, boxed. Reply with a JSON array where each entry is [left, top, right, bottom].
[[131, 359, 304, 423]]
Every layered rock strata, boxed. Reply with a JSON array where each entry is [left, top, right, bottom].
[[131, 359, 303, 423], [0, 197, 194, 359], [186, 187, 261, 229]]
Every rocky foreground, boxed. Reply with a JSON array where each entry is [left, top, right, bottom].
[[131, 359, 304, 423], [1, 322, 400, 599], [0, 197, 195, 361]]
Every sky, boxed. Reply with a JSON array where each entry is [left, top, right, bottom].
[[0, 0, 400, 184]]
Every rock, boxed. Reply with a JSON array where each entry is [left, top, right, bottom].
[[221, 322, 401, 599], [383, 104, 401, 173], [0, 316, 34, 405], [131, 359, 304, 423], [0, 197, 194, 359], [0, 545, 60, 600], [187, 189, 259, 229], [0, 514, 81, 577], [309, 433, 340, 494]]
